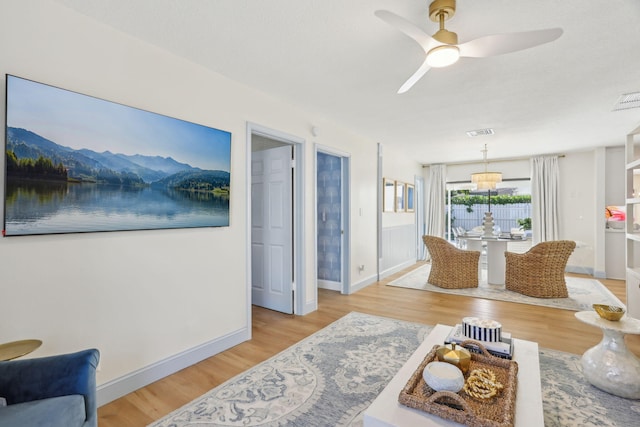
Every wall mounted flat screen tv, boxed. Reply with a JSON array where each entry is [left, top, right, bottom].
[[3, 75, 231, 236]]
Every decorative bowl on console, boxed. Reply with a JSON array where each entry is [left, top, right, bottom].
[[593, 304, 625, 321]]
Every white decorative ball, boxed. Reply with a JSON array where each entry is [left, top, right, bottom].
[[422, 361, 464, 392]]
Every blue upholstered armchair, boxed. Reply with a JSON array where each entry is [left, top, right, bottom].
[[0, 348, 99, 427]]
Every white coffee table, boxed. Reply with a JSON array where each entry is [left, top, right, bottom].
[[363, 324, 543, 426]]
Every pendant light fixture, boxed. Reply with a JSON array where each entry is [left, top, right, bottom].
[[471, 144, 502, 190]]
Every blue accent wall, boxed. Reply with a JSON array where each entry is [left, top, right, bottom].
[[317, 152, 342, 282]]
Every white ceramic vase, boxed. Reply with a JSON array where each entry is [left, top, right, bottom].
[[483, 212, 495, 237]]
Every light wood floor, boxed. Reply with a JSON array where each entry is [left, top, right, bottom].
[[98, 263, 639, 426]]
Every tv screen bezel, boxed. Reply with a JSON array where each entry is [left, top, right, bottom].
[[3, 74, 232, 236]]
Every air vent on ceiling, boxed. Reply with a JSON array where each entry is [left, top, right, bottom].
[[613, 92, 640, 111], [466, 128, 494, 137]]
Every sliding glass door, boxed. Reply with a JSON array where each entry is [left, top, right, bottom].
[[445, 179, 533, 242]]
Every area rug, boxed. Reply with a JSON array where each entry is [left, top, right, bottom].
[[388, 264, 625, 311], [149, 312, 638, 427]]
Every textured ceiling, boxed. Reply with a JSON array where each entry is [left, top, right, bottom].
[[53, 0, 640, 164]]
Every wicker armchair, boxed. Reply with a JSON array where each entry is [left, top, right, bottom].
[[423, 235, 481, 289], [505, 240, 576, 298]]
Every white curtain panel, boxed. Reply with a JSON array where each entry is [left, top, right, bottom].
[[415, 176, 427, 260], [531, 156, 559, 244], [424, 164, 447, 257]]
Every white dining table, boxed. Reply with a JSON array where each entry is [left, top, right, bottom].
[[458, 236, 511, 285]]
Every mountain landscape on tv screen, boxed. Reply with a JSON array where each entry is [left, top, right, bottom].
[[5, 126, 230, 191]]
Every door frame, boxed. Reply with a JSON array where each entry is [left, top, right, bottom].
[[246, 122, 306, 326], [314, 144, 351, 294]]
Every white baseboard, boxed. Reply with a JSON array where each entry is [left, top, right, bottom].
[[318, 279, 341, 292], [379, 259, 416, 280], [566, 265, 595, 277], [97, 326, 250, 407], [349, 273, 379, 294], [299, 298, 318, 315]]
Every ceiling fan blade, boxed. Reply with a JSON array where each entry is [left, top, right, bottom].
[[397, 58, 431, 94], [374, 10, 438, 53], [458, 28, 563, 58]]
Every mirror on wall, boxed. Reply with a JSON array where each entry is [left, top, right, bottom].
[[406, 184, 415, 212], [395, 181, 405, 212], [383, 178, 395, 212]]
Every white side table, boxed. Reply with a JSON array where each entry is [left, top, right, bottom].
[[574, 311, 640, 399]]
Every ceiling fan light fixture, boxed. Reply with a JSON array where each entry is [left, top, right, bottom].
[[426, 44, 460, 68], [376, 0, 562, 93]]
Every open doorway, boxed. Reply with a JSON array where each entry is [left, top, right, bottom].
[[315, 146, 350, 294]]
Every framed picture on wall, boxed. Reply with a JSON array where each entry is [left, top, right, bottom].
[[406, 184, 415, 212], [383, 178, 395, 212], [4, 74, 232, 236], [395, 181, 405, 212]]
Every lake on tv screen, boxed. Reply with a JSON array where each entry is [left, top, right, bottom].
[[4, 76, 232, 236]]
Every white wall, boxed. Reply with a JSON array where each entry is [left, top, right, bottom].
[[604, 147, 626, 279], [380, 145, 423, 276], [559, 151, 598, 274], [557, 148, 623, 277], [0, 0, 380, 404], [341, 137, 379, 290], [605, 146, 626, 206], [381, 146, 422, 228]]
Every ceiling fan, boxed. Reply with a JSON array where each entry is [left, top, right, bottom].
[[375, 0, 563, 93]]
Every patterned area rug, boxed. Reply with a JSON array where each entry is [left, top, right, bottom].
[[149, 312, 639, 427], [388, 264, 625, 311]]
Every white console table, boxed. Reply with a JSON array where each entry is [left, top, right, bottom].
[[363, 324, 543, 426]]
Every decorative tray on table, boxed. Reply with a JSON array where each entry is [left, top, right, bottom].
[[398, 341, 519, 427]]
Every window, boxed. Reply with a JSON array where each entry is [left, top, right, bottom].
[[445, 179, 532, 241]]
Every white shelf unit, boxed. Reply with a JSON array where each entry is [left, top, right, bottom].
[[625, 124, 640, 318]]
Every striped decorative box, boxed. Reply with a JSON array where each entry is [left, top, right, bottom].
[[462, 317, 502, 342]]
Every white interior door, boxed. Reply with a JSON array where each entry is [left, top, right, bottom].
[[251, 145, 293, 313]]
